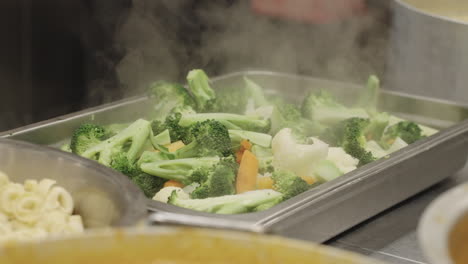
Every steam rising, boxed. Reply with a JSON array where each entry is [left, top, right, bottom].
[[113, 0, 388, 98]]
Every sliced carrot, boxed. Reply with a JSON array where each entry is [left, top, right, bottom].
[[235, 139, 253, 163], [235, 151, 244, 164], [163, 180, 185, 188], [300, 175, 317, 185], [236, 150, 259, 194], [257, 176, 274, 190], [240, 139, 252, 151], [165, 141, 185, 152]]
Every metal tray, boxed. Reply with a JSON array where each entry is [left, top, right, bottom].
[[2, 71, 468, 243]]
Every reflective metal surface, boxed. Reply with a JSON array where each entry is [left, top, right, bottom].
[[0, 139, 147, 228], [329, 163, 468, 264], [1, 71, 468, 243], [387, 0, 468, 104]]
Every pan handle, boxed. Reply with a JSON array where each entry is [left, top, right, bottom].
[[147, 211, 267, 234]]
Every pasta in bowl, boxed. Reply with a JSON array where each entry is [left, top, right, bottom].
[[0, 139, 147, 243], [0, 171, 84, 242]]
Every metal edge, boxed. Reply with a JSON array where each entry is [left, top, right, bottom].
[[0, 138, 148, 226], [393, 0, 468, 26]]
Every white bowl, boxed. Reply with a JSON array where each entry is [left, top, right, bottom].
[[418, 182, 468, 264]]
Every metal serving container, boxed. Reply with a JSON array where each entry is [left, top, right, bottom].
[[386, 0, 468, 104], [0, 139, 147, 228], [2, 71, 468, 242]]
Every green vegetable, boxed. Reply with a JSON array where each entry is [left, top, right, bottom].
[[187, 69, 216, 112], [190, 157, 238, 199], [132, 173, 166, 198], [175, 120, 233, 158], [302, 89, 369, 126], [313, 160, 343, 182], [148, 81, 196, 120], [168, 189, 283, 214], [228, 130, 272, 148], [271, 170, 310, 201], [70, 124, 106, 155], [381, 121, 425, 148], [79, 119, 151, 166], [251, 145, 274, 174], [140, 157, 221, 185], [321, 118, 376, 166], [270, 98, 323, 137], [355, 75, 380, 113], [178, 113, 271, 133]]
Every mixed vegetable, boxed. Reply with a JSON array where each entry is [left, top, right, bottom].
[[62, 69, 438, 214]]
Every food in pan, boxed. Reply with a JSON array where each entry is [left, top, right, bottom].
[[62, 69, 438, 214], [0, 171, 84, 243], [449, 212, 468, 264]]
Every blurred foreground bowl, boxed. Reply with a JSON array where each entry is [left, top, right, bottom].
[[0, 139, 147, 228], [0, 226, 385, 264], [418, 181, 468, 264]]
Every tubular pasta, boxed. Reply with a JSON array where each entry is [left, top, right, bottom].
[[43, 186, 74, 214], [36, 179, 57, 197], [23, 179, 39, 192], [0, 173, 84, 243], [0, 183, 25, 215], [13, 194, 43, 224]]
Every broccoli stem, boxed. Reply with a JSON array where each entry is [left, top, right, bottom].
[[228, 130, 272, 148], [81, 119, 151, 166], [140, 157, 220, 184], [178, 113, 270, 133]]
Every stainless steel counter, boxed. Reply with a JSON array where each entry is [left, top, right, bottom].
[[326, 161, 468, 263]]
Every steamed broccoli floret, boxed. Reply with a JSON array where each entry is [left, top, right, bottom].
[[381, 121, 425, 148], [302, 89, 369, 126], [140, 157, 221, 185], [178, 113, 271, 133], [270, 98, 324, 136], [244, 77, 270, 108], [211, 86, 250, 114], [132, 173, 166, 198], [322, 118, 376, 166], [79, 119, 151, 166], [190, 157, 238, 199], [103, 123, 131, 138], [364, 112, 390, 141], [70, 124, 106, 155], [110, 152, 140, 177], [175, 120, 233, 158], [148, 81, 196, 119], [228, 130, 272, 149], [151, 113, 189, 144], [167, 189, 283, 214], [355, 75, 380, 114], [187, 69, 216, 112], [271, 170, 310, 201]]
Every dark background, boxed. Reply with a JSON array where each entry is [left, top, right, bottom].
[[0, 0, 390, 131]]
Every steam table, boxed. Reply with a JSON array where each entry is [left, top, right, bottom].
[[326, 162, 468, 263]]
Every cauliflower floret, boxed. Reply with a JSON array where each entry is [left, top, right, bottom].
[[152, 187, 189, 203], [271, 128, 328, 177], [327, 147, 359, 174]]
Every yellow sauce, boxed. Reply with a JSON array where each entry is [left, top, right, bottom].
[[449, 213, 468, 264], [0, 228, 374, 264], [403, 0, 468, 22]]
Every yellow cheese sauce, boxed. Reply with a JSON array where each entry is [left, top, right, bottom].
[[449, 213, 468, 264], [0, 228, 376, 264]]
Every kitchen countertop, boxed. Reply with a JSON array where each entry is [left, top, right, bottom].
[[326, 161, 468, 264]]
